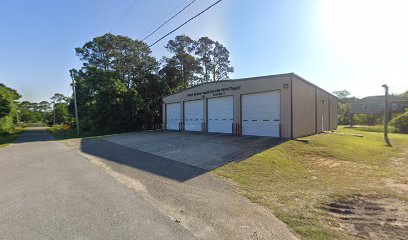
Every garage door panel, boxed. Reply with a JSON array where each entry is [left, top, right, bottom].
[[184, 100, 204, 131], [166, 103, 180, 130], [242, 91, 280, 137], [208, 96, 233, 133]]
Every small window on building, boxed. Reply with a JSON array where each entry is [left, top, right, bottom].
[[363, 104, 368, 110], [379, 103, 385, 110]]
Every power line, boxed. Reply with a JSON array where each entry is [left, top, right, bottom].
[[149, 0, 223, 47], [142, 0, 198, 41], [141, 0, 189, 37], [110, 0, 138, 33]]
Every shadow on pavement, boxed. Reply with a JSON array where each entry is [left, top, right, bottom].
[[80, 139, 208, 182], [12, 127, 286, 182], [80, 132, 286, 182], [12, 128, 55, 144]]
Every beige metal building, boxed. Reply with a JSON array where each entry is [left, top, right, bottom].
[[162, 73, 338, 139]]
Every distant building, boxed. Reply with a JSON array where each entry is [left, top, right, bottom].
[[351, 95, 408, 114]]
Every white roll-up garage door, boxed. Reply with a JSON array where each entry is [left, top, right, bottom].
[[184, 99, 204, 131], [166, 103, 180, 130], [242, 91, 280, 137], [207, 96, 233, 133]]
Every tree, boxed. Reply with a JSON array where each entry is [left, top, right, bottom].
[[390, 109, 408, 133], [72, 34, 160, 132], [54, 102, 70, 124], [0, 83, 21, 101], [195, 37, 215, 83], [0, 84, 20, 132], [48, 93, 71, 124], [0, 87, 13, 119], [17, 101, 43, 123], [194, 37, 234, 83], [164, 35, 201, 88], [76, 33, 158, 89], [159, 57, 184, 94], [51, 93, 67, 104], [69, 33, 234, 133], [333, 90, 351, 100], [211, 41, 234, 81], [332, 90, 358, 125]]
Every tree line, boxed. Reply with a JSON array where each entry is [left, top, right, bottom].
[[68, 34, 234, 133], [0, 83, 71, 133], [1, 34, 234, 134]]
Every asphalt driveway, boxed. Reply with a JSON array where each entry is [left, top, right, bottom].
[[0, 128, 195, 240], [102, 131, 282, 170], [68, 132, 296, 239]]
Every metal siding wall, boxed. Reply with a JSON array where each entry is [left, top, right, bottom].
[[316, 89, 330, 132], [329, 96, 338, 130], [292, 76, 317, 138]]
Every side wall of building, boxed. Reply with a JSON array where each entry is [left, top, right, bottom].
[[163, 74, 293, 138], [292, 75, 338, 138], [316, 89, 330, 133], [329, 95, 338, 130], [292, 75, 317, 138]]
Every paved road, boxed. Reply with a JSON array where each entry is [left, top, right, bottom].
[[0, 128, 195, 240]]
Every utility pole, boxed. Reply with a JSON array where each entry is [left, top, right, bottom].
[[70, 70, 80, 136], [382, 84, 391, 146]]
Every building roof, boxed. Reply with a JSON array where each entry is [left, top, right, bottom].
[[357, 95, 408, 103]]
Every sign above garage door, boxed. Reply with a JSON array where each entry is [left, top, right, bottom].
[[187, 86, 241, 97]]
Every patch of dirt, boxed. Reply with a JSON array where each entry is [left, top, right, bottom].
[[325, 149, 408, 239], [315, 158, 342, 168], [325, 194, 408, 239]]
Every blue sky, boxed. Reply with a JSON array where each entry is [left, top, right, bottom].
[[1, 0, 407, 102]]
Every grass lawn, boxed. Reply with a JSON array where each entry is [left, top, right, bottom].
[[214, 127, 408, 239], [348, 124, 399, 133], [0, 129, 22, 148]]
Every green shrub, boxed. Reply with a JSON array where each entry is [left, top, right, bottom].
[[390, 111, 408, 133], [0, 115, 14, 133], [351, 125, 398, 133]]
